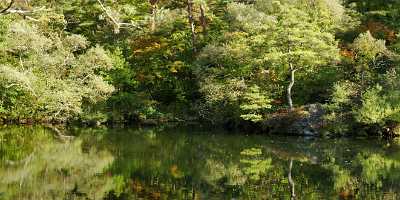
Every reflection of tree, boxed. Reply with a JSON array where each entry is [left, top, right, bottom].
[[89, 128, 325, 199], [288, 158, 295, 200], [83, 128, 400, 199], [201, 148, 274, 198], [0, 126, 116, 200], [356, 153, 400, 187], [240, 148, 272, 181], [0, 126, 52, 161], [3, 126, 400, 199]]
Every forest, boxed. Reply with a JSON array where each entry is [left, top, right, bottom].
[[1, 0, 400, 137], [3, 1, 400, 199]]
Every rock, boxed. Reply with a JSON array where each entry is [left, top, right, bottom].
[[289, 104, 325, 136], [261, 104, 325, 136], [141, 119, 158, 126]]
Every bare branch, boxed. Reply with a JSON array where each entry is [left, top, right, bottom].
[[119, 22, 137, 27], [25, 16, 39, 21], [96, 0, 140, 33], [4, 9, 30, 14], [0, 5, 49, 16], [0, 0, 14, 14], [149, 0, 159, 5], [4, 83, 18, 88], [96, 0, 120, 33]]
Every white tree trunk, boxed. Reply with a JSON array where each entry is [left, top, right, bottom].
[[151, 4, 157, 32], [287, 63, 296, 111], [187, 0, 196, 53], [288, 158, 296, 199], [199, 4, 207, 34]]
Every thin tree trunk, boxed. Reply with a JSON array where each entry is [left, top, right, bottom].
[[192, 186, 196, 200], [288, 158, 296, 200], [287, 63, 296, 111], [150, 4, 157, 32], [187, 0, 197, 53], [149, 0, 159, 32], [199, 3, 207, 35], [97, 0, 120, 33], [0, 0, 14, 14], [360, 62, 370, 90]]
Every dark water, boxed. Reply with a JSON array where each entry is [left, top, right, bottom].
[[1, 125, 400, 200]]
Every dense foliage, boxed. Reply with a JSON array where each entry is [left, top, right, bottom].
[[0, 0, 400, 136]]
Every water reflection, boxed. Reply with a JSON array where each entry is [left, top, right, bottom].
[[0, 126, 116, 200], [1, 125, 400, 199]]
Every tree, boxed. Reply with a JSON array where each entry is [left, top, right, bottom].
[[323, 29, 400, 136], [195, 0, 208, 34], [260, 1, 340, 110], [149, 0, 159, 32], [240, 85, 272, 122], [0, 17, 115, 122], [352, 31, 387, 87], [195, 0, 343, 124], [187, 0, 196, 53]]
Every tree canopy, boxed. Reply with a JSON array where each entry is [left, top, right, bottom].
[[0, 0, 399, 136]]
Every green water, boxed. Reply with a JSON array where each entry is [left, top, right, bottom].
[[1, 125, 400, 200]]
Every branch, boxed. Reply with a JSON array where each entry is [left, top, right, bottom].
[[4, 83, 18, 88], [149, 0, 159, 5], [0, 0, 14, 14], [119, 22, 139, 28], [4, 82, 37, 97], [96, 0, 120, 33], [25, 15, 39, 21], [46, 125, 75, 141], [96, 0, 140, 33], [3, 9, 30, 14], [0, 5, 49, 16]]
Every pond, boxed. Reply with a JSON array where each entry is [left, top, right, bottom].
[[0, 125, 400, 200]]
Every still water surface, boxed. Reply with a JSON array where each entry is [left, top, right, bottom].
[[0, 125, 400, 200]]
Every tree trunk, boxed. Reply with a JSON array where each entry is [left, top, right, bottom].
[[199, 3, 207, 35], [192, 186, 196, 200], [150, 4, 157, 32], [287, 63, 296, 111], [0, 0, 14, 14], [288, 158, 296, 200], [149, 0, 159, 32], [187, 0, 197, 53]]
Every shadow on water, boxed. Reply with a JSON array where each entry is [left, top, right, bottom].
[[1, 125, 400, 199]]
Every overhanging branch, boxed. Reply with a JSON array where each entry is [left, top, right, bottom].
[[96, 0, 120, 32], [96, 0, 140, 33], [0, 0, 14, 14], [0, 3, 49, 21]]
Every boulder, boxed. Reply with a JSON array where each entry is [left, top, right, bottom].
[[261, 104, 325, 136]]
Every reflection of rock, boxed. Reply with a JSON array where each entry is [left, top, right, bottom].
[[261, 104, 324, 136]]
